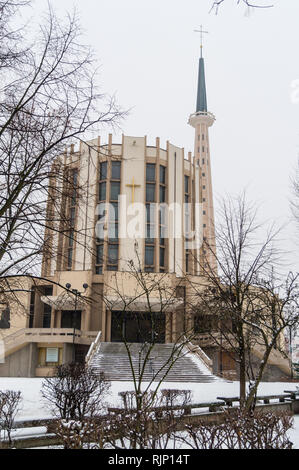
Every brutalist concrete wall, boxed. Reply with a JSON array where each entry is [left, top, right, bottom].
[[0, 343, 38, 377], [202, 346, 291, 382]]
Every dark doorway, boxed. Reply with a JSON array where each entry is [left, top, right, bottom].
[[111, 311, 165, 343], [74, 345, 89, 363], [61, 310, 82, 330]]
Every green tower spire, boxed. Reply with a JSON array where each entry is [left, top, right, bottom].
[[196, 56, 207, 113]]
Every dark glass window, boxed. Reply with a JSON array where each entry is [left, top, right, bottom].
[[108, 244, 118, 264], [160, 165, 166, 184], [146, 183, 155, 202], [159, 185, 166, 203], [111, 161, 121, 180], [61, 311, 81, 330], [43, 306, 51, 328], [96, 244, 104, 265], [146, 163, 156, 182], [194, 315, 215, 334], [0, 308, 10, 329], [71, 189, 77, 206], [42, 286, 53, 328], [108, 223, 118, 242], [68, 230, 74, 247], [109, 202, 119, 221], [72, 169, 78, 187], [146, 203, 155, 224], [70, 207, 76, 225], [100, 162, 107, 180], [146, 224, 155, 243], [159, 226, 165, 246], [145, 245, 154, 266], [107, 265, 118, 271], [110, 182, 120, 201], [67, 248, 73, 268], [29, 289, 35, 328], [99, 182, 106, 201], [160, 247, 165, 267], [184, 175, 189, 194], [186, 251, 189, 273]]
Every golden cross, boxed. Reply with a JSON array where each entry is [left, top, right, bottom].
[[126, 177, 141, 203], [194, 25, 209, 57]]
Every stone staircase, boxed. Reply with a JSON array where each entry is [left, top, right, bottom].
[[89, 342, 221, 383]]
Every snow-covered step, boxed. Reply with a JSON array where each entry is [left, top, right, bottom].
[[89, 342, 221, 383]]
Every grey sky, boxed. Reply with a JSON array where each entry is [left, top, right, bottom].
[[34, 0, 299, 271]]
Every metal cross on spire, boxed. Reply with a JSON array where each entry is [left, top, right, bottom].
[[194, 25, 209, 57]]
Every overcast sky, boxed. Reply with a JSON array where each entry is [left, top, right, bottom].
[[33, 0, 299, 272]]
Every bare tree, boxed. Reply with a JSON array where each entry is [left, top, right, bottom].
[[189, 193, 299, 409], [210, 0, 273, 13], [291, 158, 299, 231], [104, 389, 191, 450], [41, 363, 110, 421], [178, 409, 293, 449], [41, 362, 110, 449], [0, 1, 124, 292], [0, 390, 22, 447]]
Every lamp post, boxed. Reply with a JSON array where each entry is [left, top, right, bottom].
[[65, 283, 88, 363]]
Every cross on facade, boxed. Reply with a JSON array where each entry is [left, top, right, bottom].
[[126, 177, 141, 203], [194, 25, 209, 57]]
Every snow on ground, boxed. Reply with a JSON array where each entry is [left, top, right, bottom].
[[0, 377, 298, 448]]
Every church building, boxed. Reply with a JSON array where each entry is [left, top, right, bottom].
[[0, 46, 291, 380]]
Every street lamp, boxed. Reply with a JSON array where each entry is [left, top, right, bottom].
[[65, 283, 88, 363]]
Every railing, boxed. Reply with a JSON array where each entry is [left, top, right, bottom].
[[216, 394, 294, 407], [2, 329, 99, 356], [2, 328, 28, 347], [86, 331, 102, 365], [183, 337, 213, 372]]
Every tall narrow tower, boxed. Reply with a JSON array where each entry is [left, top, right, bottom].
[[188, 41, 217, 272]]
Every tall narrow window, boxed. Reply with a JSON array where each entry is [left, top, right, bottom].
[[99, 162, 107, 201], [66, 168, 78, 270], [184, 175, 191, 274], [0, 307, 10, 329], [96, 161, 108, 274], [159, 165, 167, 271], [29, 288, 35, 328], [145, 164, 156, 272], [107, 161, 121, 271], [42, 286, 53, 328]]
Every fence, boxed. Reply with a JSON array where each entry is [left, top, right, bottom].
[[1, 392, 298, 449]]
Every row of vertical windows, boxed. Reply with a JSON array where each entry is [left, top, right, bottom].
[[66, 169, 78, 270], [96, 161, 121, 274], [184, 175, 191, 274], [159, 165, 166, 272], [145, 164, 156, 272], [145, 163, 167, 272]]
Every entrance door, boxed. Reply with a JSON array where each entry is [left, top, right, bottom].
[[61, 310, 82, 330], [111, 311, 165, 343]]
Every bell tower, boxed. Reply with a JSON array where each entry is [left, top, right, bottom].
[[188, 28, 217, 273]]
